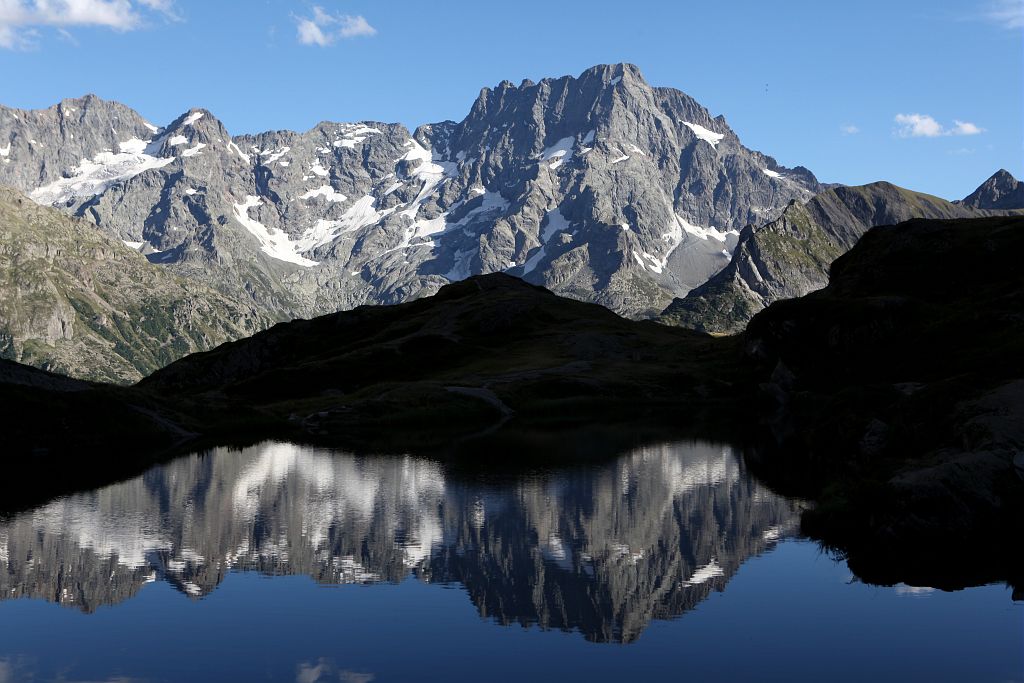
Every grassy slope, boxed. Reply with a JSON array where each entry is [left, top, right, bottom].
[[0, 187, 272, 383]]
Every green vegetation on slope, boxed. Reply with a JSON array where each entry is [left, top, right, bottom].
[[0, 186, 274, 383], [658, 181, 992, 334]]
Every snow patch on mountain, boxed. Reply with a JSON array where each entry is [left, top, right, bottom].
[[30, 139, 175, 205], [117, 138, 148, 154], [762, 168, 781, 179], [182, 112, 204, 126], [678, 216, 738, 242], [299, 185, 347, 202], [334, 124, 381, 149], [233, 195, 319, 267], [227, 141, 250, 163], [399, 140, 456, 227], [294, 195, 394, 253], [682, 121, 725, 147], [684, 559, 724, 586], [261, 147, 290, 165], [540, 136, 576, 169], [523, 207, 570, 274]]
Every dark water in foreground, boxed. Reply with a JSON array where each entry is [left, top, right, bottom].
[[0, 442, 1019, 682]]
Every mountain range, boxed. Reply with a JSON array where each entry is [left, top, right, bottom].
[[2, 64, 1020, 382], [0, 65, 820, 368]]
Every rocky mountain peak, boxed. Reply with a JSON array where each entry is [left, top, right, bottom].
[[2, 64, 824, 323], [959, 169, 1024, 210]]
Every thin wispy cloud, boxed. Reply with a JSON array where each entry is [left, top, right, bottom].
[[137, 0, 181, 22], [894, 113, 985, 138], [982, 0, 1024, 29], [0, 0, 179, 49], [295, 5, 376, 47], [840, 124, 860, 136]]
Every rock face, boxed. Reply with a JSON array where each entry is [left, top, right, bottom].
[[1, 64, 820, 321], [0, 441, 801, 643], [658, 182, 987, 333], [958, 169, 1024, 210], [0, 186, 270, 383]]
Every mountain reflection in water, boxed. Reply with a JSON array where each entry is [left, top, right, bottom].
[[0, 441, 803, 643]]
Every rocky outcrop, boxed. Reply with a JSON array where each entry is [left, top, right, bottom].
[[958, 169, 1024, 210]]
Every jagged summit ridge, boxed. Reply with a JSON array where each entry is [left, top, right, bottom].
[[0, 64, 821, 319]]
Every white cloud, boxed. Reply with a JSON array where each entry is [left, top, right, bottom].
[[296, 16, 328, 46], [950, 119, 984, 135], [295, 5, 376, 46], [0, 0, 177, 49], [840, 124, 860, 136], [894, 113, 985, 138], [983, 0, 1024, 29], [137, 0, 180, 21], [337, 14, 375, 38], [894, 113, 944, 138]]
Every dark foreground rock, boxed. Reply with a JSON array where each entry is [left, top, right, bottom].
[[743, 215, 1024, 590], [2, 215, 1022, 594]]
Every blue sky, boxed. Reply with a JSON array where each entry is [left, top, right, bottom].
[[0, 0, 1020, 199]]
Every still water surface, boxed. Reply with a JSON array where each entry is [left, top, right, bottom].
[[0, 441, 1019, 682]]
